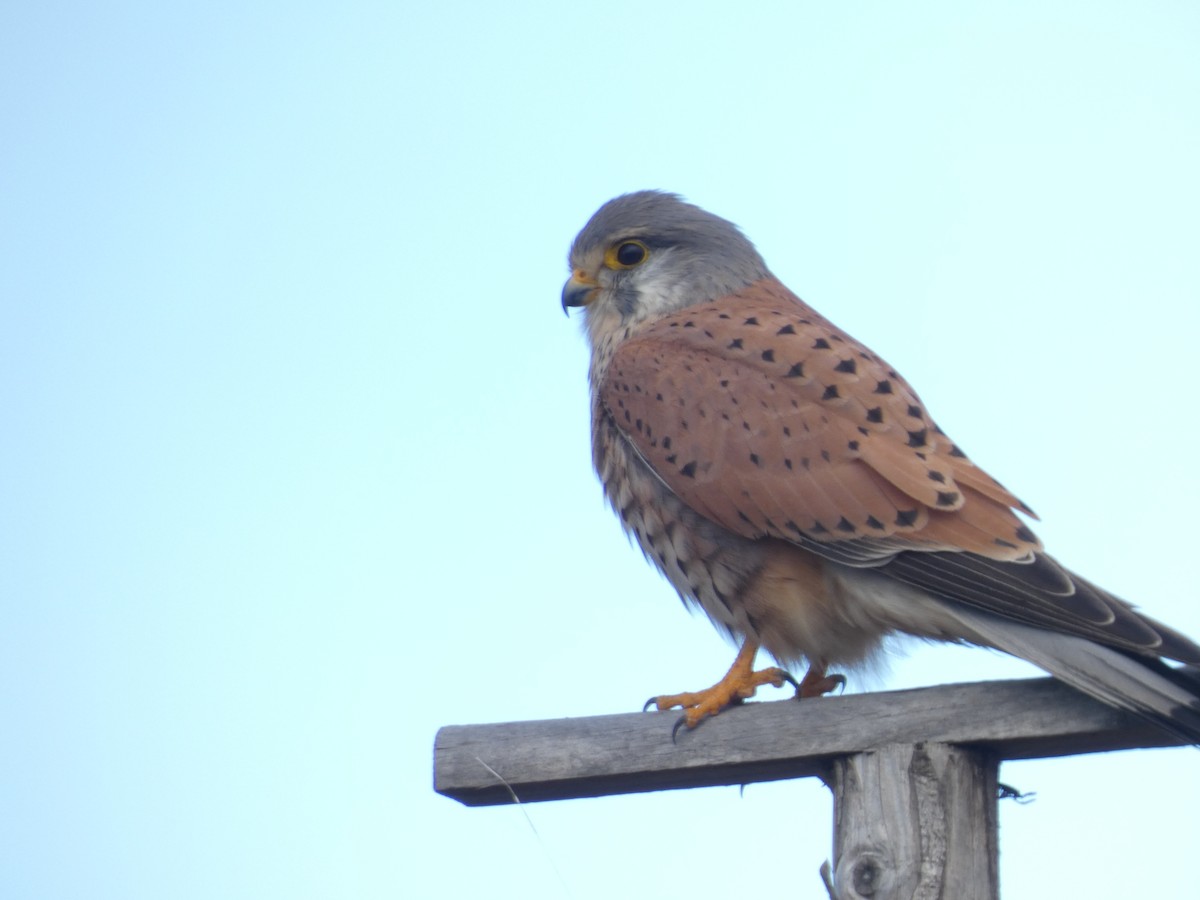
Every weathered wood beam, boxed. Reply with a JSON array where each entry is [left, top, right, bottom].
[[434, 677, 1183, 807], [829, 743, 999, 899]]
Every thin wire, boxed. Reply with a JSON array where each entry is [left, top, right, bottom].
[[475, 757, 574, 897]]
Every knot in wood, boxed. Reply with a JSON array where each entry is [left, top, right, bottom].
[[852, 855, 883, 895]]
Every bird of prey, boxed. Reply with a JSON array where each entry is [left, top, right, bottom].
[[562, 190, 1200, 741]]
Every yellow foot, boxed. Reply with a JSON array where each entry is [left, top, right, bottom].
[[797, 665, 846, 699], [644, 640, 799, 736]]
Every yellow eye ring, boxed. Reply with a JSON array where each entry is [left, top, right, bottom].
[[604, 239, 649, 270]]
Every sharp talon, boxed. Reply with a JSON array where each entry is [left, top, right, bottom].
[[649, 641, 800, 739], [671, 714, 689, 743], [829, 674, 847, 694]]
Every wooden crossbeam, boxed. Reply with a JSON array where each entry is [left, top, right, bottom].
[[433, 677, 1181, 807]]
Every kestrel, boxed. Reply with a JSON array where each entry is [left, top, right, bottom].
[[562, 190, 1200, 740]]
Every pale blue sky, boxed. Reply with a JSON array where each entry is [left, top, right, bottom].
[[3, 2, 1199, 898]]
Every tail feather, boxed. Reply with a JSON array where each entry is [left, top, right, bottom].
[[946, 606, 1200, 745]]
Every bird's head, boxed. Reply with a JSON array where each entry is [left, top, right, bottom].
[[562, 192, 769, 340]]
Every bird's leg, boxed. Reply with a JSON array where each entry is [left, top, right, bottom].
[[796, 660, 846, 698], [647, 639, 798, 731]]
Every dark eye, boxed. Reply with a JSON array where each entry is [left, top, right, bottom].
[[616, 241, 646, 266], [606, 239, 649, 269]]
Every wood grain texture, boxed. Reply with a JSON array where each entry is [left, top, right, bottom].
[[433, 677, 1184, 807], [830, 744, 998, 900]]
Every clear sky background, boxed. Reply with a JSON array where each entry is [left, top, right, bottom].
[[3, 2, 1199, 898]]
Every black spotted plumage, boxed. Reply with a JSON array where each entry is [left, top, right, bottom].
[[568, 189, 1200, 741]]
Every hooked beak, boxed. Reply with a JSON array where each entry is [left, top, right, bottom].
[[561, 269, 598, 314]]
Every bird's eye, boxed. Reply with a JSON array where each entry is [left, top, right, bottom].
[[606, 240, 649, 269]]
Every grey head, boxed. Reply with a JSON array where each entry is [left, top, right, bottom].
[[562, 191, 770, 326]]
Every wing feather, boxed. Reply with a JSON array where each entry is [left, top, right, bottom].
[[601, 280, 1035, 555], [600, 277, 1200, 664]]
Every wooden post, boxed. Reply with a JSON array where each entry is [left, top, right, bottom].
[[434, 677, 1185, 896], [828, 743, 997, 900]]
